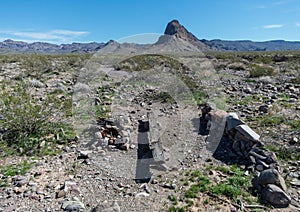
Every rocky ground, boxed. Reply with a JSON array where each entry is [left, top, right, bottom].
[[0, 52, 299, 211]]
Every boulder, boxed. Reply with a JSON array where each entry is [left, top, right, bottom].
[[257, 168, 287, 192], [261, 184, 291, 207]]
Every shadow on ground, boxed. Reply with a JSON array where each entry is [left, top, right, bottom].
[[195, 115, 250, 166]]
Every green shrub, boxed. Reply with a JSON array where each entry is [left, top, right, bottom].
[[168, 195, 178, 205], [252, 56, 273, 64], [0, 160, 33, 177], [249, 64, 275, 77], [259, 115, 287, 126], [185, 175, 210, 198], [211, 183, 242, 200], [169, 206, 185, 212], [0, 83, 73, 154]]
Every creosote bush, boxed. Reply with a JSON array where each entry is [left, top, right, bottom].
[[249, 64, 275, 77], [0, 82, 74, 155]]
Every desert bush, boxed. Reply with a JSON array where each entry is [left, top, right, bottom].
[[252, 55, 273, 64], [249, 64, 275, 77], [228, 62, 246, 71], [0, 82, 74, 154], [20, 54, 52, 78]]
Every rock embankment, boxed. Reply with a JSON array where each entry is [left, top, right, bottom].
[[202, 102, 291, 207]]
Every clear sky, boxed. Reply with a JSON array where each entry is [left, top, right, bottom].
[[0, 0, 299, 44]]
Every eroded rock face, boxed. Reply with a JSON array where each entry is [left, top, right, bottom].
[[261, 184, 291, 207]]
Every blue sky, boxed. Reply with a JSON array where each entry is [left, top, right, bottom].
[[0, 0, 300, 44]]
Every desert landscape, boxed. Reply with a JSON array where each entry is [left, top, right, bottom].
[[0, 18, 299, 212]]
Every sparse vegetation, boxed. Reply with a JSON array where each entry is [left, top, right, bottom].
[[94, 85, 115, 119], [249, 63, 275, 77], [0, 51, 299, 211], [0, 82, 75, 155], [0, 160, 34, 187], [266, 145, 300, 161], [0, 160, 34, 177], [169, 166, 256, 211], [114, 54, 186, 72], [146, 91, 175, 103]]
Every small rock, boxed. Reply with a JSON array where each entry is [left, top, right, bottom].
[[264, 151, 277, 164], [162, 183, 176, 190], [78, 150, 93, 159], [56, 190, 66, 198], [119, 143, 130, 151], [64, 181, 77, 192], [28, 181, 37, 187], [38, 140, 46, 149], [120, 130, 129, 137], [34, 170, 43, 177], [244, 86, 252, 94], [290, 179, 300, 187], [258, 105, 269, 113], [135, 192, 150, 198], [36, 189, 45, 195], [289, 137, 298, 145], [91, 201, 120, 212], [13, 187, 24, 194], [249, 155, 256, 164], [256, 164, 264, 172], [209, 170, 217, 176], [61, 200, 85, 211], [94, 132, 103, 140], [13, 176, 28, 187], [129, 144, 136, 149]]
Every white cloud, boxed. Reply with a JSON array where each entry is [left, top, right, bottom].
[[11, 32, 61, 40], [0, 29, 89, 43], [262, 24, 284, 29], [51, 30, 89, 36]]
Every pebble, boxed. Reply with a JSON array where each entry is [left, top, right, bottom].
[[135, 192, 150, 198], [56, 190, 66, 198], [64, 181, 77, 192], [290, 179, 300, 187], [28, 181, 37, 187], [61, 200, 85, 211]]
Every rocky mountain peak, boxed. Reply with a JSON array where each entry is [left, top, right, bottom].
[[164, 20, 198, 41], [164, 19, 181, 35], [159, 19, 207, 51]]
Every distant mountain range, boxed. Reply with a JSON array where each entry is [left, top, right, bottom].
[[1, 20, 300, 53]]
